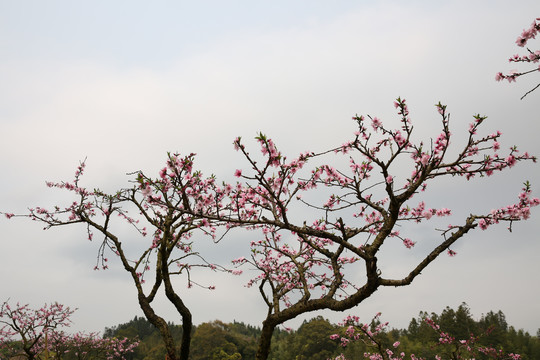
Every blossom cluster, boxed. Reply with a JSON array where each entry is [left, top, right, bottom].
[[496, 18, 540, 98], [329, 313, 412, 360], [43, 330, 139, 360]]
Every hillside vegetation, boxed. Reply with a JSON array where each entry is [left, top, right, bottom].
[[103, 303, 540, 359]]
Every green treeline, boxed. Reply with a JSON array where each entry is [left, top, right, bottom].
[[103, 303, 540, 360]]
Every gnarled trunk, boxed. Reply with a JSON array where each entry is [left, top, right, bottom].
[[163, 272, 192, 360], [137, 293, 179, 360], [256, 319, 277, 360]]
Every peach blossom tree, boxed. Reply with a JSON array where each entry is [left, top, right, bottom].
[[2, 155, 232, 360], [0, 301, 74, 360], [206, 99, 538, 359], [0, 300, 138, 360]]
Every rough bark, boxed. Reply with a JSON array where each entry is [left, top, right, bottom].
[[162, 250, 192, 360], [137, 292, 179, 360], [256, 320, 277, 360]]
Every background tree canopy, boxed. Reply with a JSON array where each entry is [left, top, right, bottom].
[[101, 304, 540, 360]]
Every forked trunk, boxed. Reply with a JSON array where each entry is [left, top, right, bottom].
[[138, 293, 180, 360]]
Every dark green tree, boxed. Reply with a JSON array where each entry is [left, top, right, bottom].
[[288, 317, 339, 360], [189, 321, 242, 360], [478, 310, 507, 349]]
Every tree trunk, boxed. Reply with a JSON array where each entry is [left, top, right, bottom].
[[162, 263, 192, 360], [256, 319, 276, 360], [138, 293, 179, 360], [164, 282, 192, 360]]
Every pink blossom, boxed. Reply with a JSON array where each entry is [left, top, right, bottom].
[[159, 167, 167, 179], [141, 185, 152, 197], [420, 154, 430, 166], [371, 117, 382, 130], [506, 155, 516, 167], [402, 239, 416, 249], [435, 208, 451, 216], [423, 210, 433, 220], [234, 169, 242, 177], [478, 219, 488, 230]]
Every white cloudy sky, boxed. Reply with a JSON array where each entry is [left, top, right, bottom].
[[1, 0, 540, 336]]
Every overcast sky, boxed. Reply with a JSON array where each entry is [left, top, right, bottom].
[[1, 0, 540, 337]]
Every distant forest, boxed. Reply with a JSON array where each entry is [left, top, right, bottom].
[[103, 303, 540, 359]]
